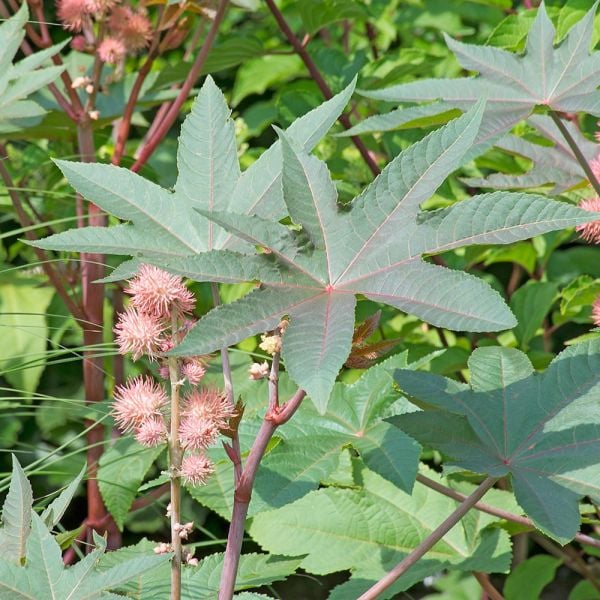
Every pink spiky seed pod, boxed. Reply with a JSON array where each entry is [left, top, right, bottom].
[[114, 306, 165, 360], [108, 6, 152, 52], [180, 453, 214, 487], [182, 388, 235, 429], [181, 358, 207, 385], [135, 416, 168, 447], [84, 0, 118, 14], [178, 415, 219, 450], [576, 197, 600, 244], [593, 296, 600, 327], [97, 37, 127, 64], [70, 35, 88, 51], [590, 155, 600, 184], [56, 0, 93, 31], [126, 264, 195, 319], [113, 376, 168, 433]]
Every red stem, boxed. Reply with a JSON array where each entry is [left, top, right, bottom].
[[76, 118, 116, 548], [218, 388, 306, 599], [265, 0, 380, 176], [131, 0, 230, 173], [473, 572, 504, 600]]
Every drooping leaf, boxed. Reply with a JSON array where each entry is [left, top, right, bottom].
[[169, 102, 596, 411], [97, 437, 165, 530], [359, 2, 600, 143], [0, 456, 33, 565], [392, 339, 600, 542], [248, 466, 511, 596], [0, 4, 67, 134]]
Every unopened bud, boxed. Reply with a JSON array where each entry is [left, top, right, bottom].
[[248, 361, 269, 380]]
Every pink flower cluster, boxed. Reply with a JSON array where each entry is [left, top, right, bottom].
[[112, 264, 232, 487], [114, 264, 195, 360], [56, 0, 151, 64]]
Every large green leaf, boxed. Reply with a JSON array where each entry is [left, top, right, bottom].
[[0, 456, 32, 565], [249, 466, 511, 598], [0, 4, 67, 134], [392, 340, 600, 542], [358, 2, 600, 142], [35, 85, 598, 411], [97, 437, 165, 530], [34, 76, 357, 262], [170, 102, 596, 411]]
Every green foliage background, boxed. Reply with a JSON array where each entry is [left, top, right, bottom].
[[1, 0, 600, 598]]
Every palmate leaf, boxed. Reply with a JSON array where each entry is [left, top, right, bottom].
[[33, 75, 357, 262], [356, 2, 600, 144], [0, 4, 67, 134], [462, 115, 598, 193], [391, 341, 600, 542], [164, 102, 597, 411]]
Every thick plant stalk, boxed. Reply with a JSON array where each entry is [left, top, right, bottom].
[[168, 315, 184, 599], [168, 354, 183, 598], [357, 477, 498, 600], [218, 384, 307, 600], [77, 118, 116, 547], [548, 110, 600, 197]]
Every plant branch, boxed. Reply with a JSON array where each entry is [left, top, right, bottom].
[[473, 572, 504, 600], [549, 109, 600, 197], [111, 8, 165, 166], [265, 0, 380, 177], [218, 385, 307, 600], [357, 477, 498, 600], [131, 0, 230, 173], [0, 147, 86, 322], [416, 474, 600, 550], [531, 533, 600, 592]]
